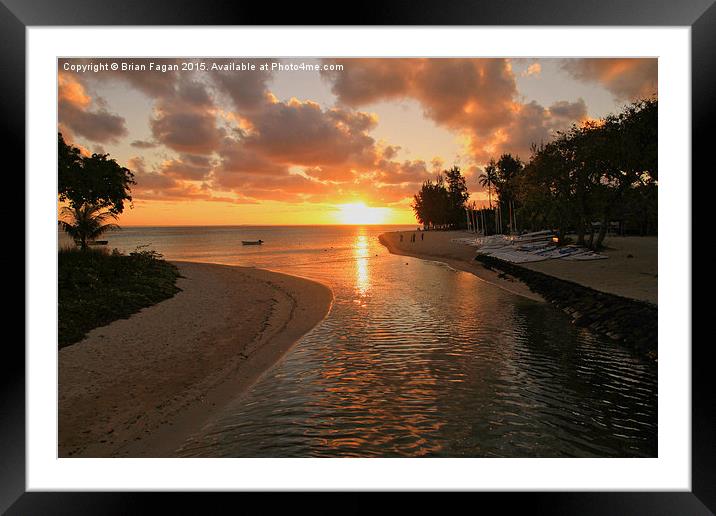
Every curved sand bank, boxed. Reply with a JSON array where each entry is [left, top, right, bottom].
[[59, 261, 333, 457], [379, 231, 544, 303]]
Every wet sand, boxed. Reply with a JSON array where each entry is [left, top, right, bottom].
[[379, 231, 545, 302], [380, 231, 657, 305], [59, 261, 333, 457]]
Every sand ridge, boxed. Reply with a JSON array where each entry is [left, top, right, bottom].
[[58, 261, 333, 457]]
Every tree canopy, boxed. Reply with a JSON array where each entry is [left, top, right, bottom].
[[412, 166, 470, 229], [514, 97, 657, 248], [58, 133, 135, 215]]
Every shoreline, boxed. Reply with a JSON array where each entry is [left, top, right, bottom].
[[59, 261, 333, 457], [379, 230, 657, 357], [379, 231, 545, 303]]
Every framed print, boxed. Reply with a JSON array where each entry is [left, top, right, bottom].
[[6, 0, 712, 512]]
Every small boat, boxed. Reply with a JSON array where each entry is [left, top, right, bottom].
[[241, 239, 264, 245], [88, 240, 108, 246]]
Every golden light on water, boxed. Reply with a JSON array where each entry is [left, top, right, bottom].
[[336, 202, 390, 225], [354, 233, 370, 299]]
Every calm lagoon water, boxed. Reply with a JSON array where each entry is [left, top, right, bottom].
[[90, 225, 657, 457]]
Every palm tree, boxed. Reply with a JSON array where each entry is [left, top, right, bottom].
[[478, 160, 497, 209], [59, 204, 119, 250]]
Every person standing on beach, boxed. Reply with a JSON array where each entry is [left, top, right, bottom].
[[400, 234, 403, 242], [421, 233, 424, 241]]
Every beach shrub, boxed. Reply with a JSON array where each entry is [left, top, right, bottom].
[[58, 247, 181, 348]]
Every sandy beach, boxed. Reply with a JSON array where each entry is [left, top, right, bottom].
[[379, 231, 657, 304], [523, 236, 657, 304], [59, 261, 333, 457]]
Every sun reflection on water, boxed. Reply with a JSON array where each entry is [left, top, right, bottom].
[[354, 233, 370, 300]]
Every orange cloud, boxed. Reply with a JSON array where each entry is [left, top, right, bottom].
[[58, 72, 127, 143], [561, 58, 657, 100], [321, 58, 588, 170], [58, 58, 611, 209], [522, 63, 542, 77]]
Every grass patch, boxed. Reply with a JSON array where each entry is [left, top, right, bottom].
[[58, 247, 181, 348]]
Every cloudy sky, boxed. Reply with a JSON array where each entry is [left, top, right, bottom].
[[58, 57, 657, 225]]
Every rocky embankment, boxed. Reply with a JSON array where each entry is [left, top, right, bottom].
[[475, 255, 657, 359]]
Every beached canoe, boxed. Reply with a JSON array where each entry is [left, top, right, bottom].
[[241, 240, 264, 245]]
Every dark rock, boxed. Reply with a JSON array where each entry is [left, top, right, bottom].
[[474, 254, 657, 359]]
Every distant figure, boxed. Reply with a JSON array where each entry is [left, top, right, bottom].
[[421, 233, 424, 241], [400, 234, 403, 242]]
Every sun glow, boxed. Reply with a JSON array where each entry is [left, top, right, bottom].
[[336, 202, 390, 225]]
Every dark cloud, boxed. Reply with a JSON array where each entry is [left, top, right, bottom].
[[467, 99, 589, 163], [58, 73, 128, 143], [58, 103, 127, 144], [323, 58, 591, 169], [130, 140, 158, 149], [127, 156, 148, 175], [241, 99, 378, 168], [561, 58, 657, 100], [321, 59, 410, 106], [150, 110, 224, 154], [149, 78, 225, 155], [210, 59, 275, 112], [373, 159, 433, 186], [158, 154, 214, 180], [215, 138, 289, 180], [323, 58, 517, 135], [548, 98, 588, 121], [381, 145, 400, 160]]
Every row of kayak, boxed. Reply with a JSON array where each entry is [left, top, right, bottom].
[[452, 231, 607, 264]]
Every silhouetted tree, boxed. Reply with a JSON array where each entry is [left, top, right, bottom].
[[58, 133, 135, 215], [513, 97, 657, 248], [444, 166, 470, 228], [478, 160, 497, 209], [494, 154, 523, 233], [58, 204, 119, 251], [412, 174, 450, 229]]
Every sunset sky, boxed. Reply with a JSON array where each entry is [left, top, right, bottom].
[[58, 58, 657, 226]]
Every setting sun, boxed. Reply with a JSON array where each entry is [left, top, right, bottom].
[[335, 202, 390, 225]]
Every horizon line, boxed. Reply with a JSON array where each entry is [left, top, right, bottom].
[[105, 223, 419, 228]]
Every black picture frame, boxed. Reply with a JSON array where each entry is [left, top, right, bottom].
[[5, 0, 709, 512]]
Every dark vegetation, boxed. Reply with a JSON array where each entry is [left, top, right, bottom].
[[411, 166, 470, 229], [58, 133, 135, 249], [411, 98, 658, 250], [59, 132, 135, 216], [58, 247, 181, 348], [58, 133, 181, 348]]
